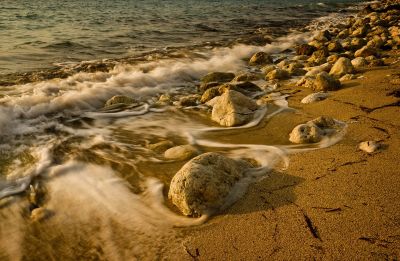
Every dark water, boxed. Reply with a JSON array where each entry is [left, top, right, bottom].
[[0, 0, 362, 74]]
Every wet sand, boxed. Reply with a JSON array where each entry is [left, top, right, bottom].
[[173, 51, 400, 260]]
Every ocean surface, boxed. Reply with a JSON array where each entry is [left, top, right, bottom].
[[1, 0, 362, 74], [0, 1, 360, 259]]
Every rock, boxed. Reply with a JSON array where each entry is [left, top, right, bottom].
[[158, 94, 171, 105], [314, 72, 341, 91], [327, 54, 340, 64], [305, 68, 322, 77], [249, 52, 273, 66], [289, 116, 338, 143], [359, 141, 382, 153], [292, 55, 309, 61], [308, 40, 324, 49], [31, 207, 51, 222], [351, 57, 368, 68], [352, 25, 370, 37], [327, 41, 343, 52], [289, 68, 307, 76], [350, 38, 367, 51], [148, 140, 174, 153], [201, 86, 221, 103], [199, 81, 220, 93], [338, 29, 350, 39], [296, 44, 317, 56], [105, 95, 136, 107], [201, 72, 235, 84], [367, 36, 384, 49], [211, 90, 258, 127], [329, 57, 354, 77], [308, 48, 329, 65], [355, 46, 377, 57], [261, 65, 277, 75], [218, 82, 262, 95], [314, 30, 331, 42], [233, 73, 260, 82], [164, 145, 199, 161], [301, 92, 329, 104], [276, 60, 289, 68], [178, 95, 199, 106], [266, 69, 290, 80], [340, 74, 357, 81], [296, 76, 315, 89], [168, 152, 252, 216]]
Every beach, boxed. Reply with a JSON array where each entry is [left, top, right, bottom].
[[0, 0, 400, 260]]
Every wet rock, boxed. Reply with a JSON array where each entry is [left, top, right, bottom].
[[211, 90, 258, 127], [308, 48, 329, 65], [168, 152, 252, 216], [340, 74, 357, 81], [338, 29, 350, 39], [314, 72, 341, 91], [350, 38, 367, 51], [201, 86, 221, 103], [105, 95, 136, 107], [148, 140, 174, 153], [199, 81, 220, 93], [164, 145, 199, 161], [301, 92, 329, 104], [261, 65, 277, 75], [179, 95, 199, 106], [327, 41, 343, 52], [201, 72, 235, 84], [218, 81, 262, 95], [31, 207, 51, 222], [351, 57, 368, 68], [266, 69, 290, 80], [158, 94, 172, 105], [359, 141, 382, 153], [249, 52, 273, 66], [352, 24, 370, 37], [296, 44, 317, 56], [289, 116, 339, 144], [329, 57, 354, 77], [292, 55, 309, 61], [367, 36, 385, 48], [314, 30, 331, 42], [327, 54, 340, 64], [355, 46, 377, 57], [233, 73, 261, 82]]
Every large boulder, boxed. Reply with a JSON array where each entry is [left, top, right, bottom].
[[329, 57, 354, 77], [168, 152, 252, 216], [201, 72, 235, 84], [249, 52, 273, 66], [211, 90, 258, 127]]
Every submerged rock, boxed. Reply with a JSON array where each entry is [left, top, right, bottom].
[[105, 95, 136, 107], [249, 52, 273, 66], [164, 145, 199, 161], [201, 72, 235, 84], [148, 140, 174, 153], [211, 90, 258, 127], [168, 152, 252, 216]]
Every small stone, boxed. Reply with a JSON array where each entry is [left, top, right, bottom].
[[178, 95, 199, 107], [289, 123, 323, 143], [329, 57, 354, 77], [164, 145, 199, 161], [249, 52, 273, 66], [105, 95, 136, 107], [148, 140, 174, 153], [301, 92, 329, 104], [340, 74, 357, 81], [201, 72, 235, 84], [314, 72, 341, 91], [355, 46, 377, 58], [31, 208, 51, 222], [359, 141, 382, 153], [351, 57, 368, 68], [266, 69, 290, 80]]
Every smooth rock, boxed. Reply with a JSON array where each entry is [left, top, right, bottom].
[[359, 141, 382, 153], [301, 92, 329, 104], [355, 46, 377, 57], [179, 95, 199, 106], [351, 57, 368, 68], [266, 69, 290, 80], [168, 152, 252, 216], [314, 72, 341, 91], [211, 90, 258, 127], [289, 123, 323, 143], [164, 145, 199, 160], [148, 140, 174, 153], [233, 73, 260, 82], [329, 57, 354, 77]]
